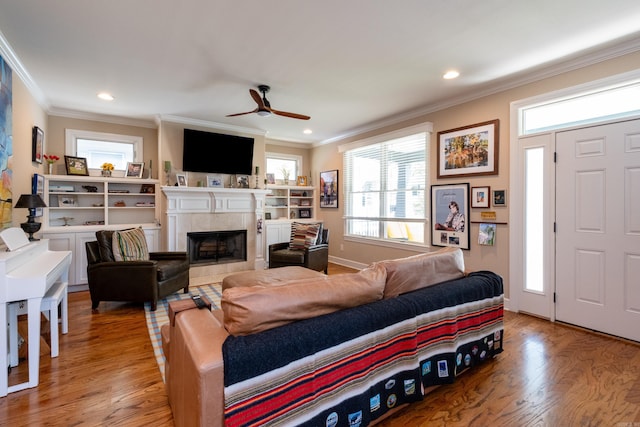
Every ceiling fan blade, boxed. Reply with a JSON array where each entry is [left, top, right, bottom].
[[226, 108, 258, 117], [250, 89, 266, 109], [271, 109, 311, 120]]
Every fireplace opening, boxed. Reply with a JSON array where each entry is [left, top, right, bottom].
[[187, 230, 247, 265]]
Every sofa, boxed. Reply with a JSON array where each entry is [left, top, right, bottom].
[[162, 247, 504, 427]]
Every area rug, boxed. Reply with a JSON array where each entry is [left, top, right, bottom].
[[144, 283, 223, 382]]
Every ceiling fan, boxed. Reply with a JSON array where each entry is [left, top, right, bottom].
[[226, 85, 310, 120]]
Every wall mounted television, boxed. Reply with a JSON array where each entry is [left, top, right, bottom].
[[182, 128, 254, 175]]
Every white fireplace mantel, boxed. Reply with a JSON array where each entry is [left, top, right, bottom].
[[162, 186, 271, 281], [162, 186, 271, 214]]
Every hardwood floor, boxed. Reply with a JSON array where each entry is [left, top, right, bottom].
[[1, 264, 638, 426]]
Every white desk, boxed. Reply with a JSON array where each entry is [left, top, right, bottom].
[[0, 239, 72, 397]]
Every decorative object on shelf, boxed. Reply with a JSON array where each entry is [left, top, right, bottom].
[[101, 162, 114, 177], [290, 210, 296, 219], [114, 200, 126, 207], [59, 217, 74, 226], [320, 170, 339, 209], [265, 212, 271, 220], [43, 154, 59, 174], [31, 173, 45, 217], [280, 167, 290, 184], [164, 160, 172, 186], [296, 176, 308, 186], [237, 175, 249, 188], [14, 194, 47, 241], [207, 174, 223, 188], [176, 173, 187, 187], [32, 126, 44, 164], [82, 185, 98, 192], [266, 173, 275, 184], [140, 184, 155, 193], [299, 208, 311, 218], [125, 161, 144, 178]]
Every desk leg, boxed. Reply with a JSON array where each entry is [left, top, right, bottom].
[[27, 296, 43, 388], [0, 302, 7, 397]]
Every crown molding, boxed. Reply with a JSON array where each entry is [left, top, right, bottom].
[[318, 36, 640, 147], [48, 107, 157, 129], [157, 114, 267, 137], [0, 29, 49, 110]]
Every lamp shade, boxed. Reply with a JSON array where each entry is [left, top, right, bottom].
[[14, 194, 47, 209]]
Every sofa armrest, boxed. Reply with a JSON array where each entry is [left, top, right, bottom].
[[166, 307, 228, 427]]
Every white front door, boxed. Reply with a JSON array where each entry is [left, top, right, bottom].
[[555, 119, 640, 341]]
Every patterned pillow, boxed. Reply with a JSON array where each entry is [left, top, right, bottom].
[[289, 222, 321, 250], [111, 227, 150, 261]]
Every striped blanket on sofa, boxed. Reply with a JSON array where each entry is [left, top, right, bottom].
[[222, 271, 504, 427]]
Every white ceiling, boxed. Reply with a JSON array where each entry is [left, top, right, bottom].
[[1, 1, 640, 144]]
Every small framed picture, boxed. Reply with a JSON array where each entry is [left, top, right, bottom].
[[493, 189, 507, 207], [266, 173, 275, 185], [207, 174, 223, 188], [140, 184, 155, 194], [471, 186, 490, 208], [32, 126, 44, 164], [126, 162, 144, 178], [237, 175, 249, 188], [299, 208, 311, 218], [32, 173, 45, 217], [176, 173, 187, 187], [64, 155, 89, 176], [296, 175, 308, 186], [264, 212, 272, 220]]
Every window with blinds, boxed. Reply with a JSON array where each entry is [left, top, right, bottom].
[[343, 130, 428, 245]]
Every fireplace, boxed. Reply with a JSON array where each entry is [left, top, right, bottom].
[[187, 230, 247, 266]]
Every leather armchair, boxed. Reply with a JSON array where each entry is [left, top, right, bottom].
[[85, 230, 190, 311], [269, 228, 329, 273]]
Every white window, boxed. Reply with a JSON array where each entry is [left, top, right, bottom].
[[265, 153, 302, 184], [341, 124, 430, 246], [65, 129, 143, 171], [520, 79, 640, 135]]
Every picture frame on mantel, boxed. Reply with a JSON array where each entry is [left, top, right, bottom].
[[437, 119, 499, 178]]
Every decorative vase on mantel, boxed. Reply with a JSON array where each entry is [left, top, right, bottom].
[[101, 170, 112, 177], [47, 163, 54, 175]]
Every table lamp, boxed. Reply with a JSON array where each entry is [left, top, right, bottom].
[[14, 194, 47, 241]]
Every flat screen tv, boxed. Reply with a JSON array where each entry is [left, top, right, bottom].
[[182, 129, 254, 175]]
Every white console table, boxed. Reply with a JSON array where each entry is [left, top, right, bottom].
[[0, 239, 72, 397]]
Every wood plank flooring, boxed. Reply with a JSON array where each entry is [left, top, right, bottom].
[[0, 264, 638, 426]]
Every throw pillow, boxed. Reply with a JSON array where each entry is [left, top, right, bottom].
[[222, 262, 387, 336], [289, 222, 321, 250], [379, 247, 465, 299], [111, 227, 150, 261]]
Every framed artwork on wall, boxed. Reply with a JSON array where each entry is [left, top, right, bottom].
[[437, 119, 499, 178], [493, 189, 507, 207], [471, 186, 490, 208], [431, 183, 470, 250], [32, 126, 44, 164], [320, 170, 338, 208]]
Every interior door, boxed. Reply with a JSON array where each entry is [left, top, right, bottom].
[[555, 119, 640, 341]]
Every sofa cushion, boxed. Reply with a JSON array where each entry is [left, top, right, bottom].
[[221, 263, 387, 336], [112, 227, 150, 261], [380, 247, 465, 298], [222, 266, 325, 291], [289, 222, 322, 250]]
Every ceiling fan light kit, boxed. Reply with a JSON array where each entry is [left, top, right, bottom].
[[227, 85, 310, 120]]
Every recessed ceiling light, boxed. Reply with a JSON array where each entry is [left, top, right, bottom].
[[97, 92, 114, 101], [443, 70, 460, 80], [303, 129, 312, 135]]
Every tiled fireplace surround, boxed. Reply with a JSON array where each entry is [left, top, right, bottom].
[[162, 186, 270, 286]]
